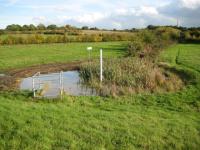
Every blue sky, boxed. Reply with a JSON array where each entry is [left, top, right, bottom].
[[0, 0, 200, 29]]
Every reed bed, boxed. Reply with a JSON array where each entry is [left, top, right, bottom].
[[80, 58, 183, 96]]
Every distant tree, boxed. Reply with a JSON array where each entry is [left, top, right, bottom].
[[131, 28, 136, 31], [37, 24, 46, 30], [22, 25, 29, 31], [65, 25, 72, 29], [47, 24, 57, 30], [6, 24, 22, 31], [147, 25, 157, 30], [82, 26, 89, 30], [29, 24, 37, 31], [90, 27, 99, 30]]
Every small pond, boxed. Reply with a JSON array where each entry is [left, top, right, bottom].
[[20, 71, 97, 97]]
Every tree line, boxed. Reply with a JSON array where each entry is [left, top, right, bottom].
[[5, 24, 64, 31], [0, 24, 200, 45]]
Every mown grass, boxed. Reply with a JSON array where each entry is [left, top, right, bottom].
[[0, 43, 200, 149], [160, 44, 200, 72], [0, 42, 127, 71]]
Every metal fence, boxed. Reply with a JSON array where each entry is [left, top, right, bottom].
[[32, 71, 64, 98]]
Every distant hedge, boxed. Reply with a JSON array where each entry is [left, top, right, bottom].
[[0, 33, 136, 45]]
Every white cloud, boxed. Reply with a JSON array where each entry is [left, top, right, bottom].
[[32, 16, 46, 24], [115, 8, 129, 15], [111, 22, 122, 29], [6, 0, 19, 5], [1, 0, 199, 29], [136, 6, 159, 16], [71, 13, 107, 24], [180, 0, 200, 9]]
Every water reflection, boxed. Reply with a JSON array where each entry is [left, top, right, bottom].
[[20, 71, 97, 97]]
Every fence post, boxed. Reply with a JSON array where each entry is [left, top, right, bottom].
[[100, 49, 103, 82]]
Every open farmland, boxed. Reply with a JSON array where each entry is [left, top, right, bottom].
[[0, 43, 199, 149], [0, 42, 127, 71]]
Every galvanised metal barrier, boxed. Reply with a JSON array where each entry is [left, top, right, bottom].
[[32, 71, 64, 98]]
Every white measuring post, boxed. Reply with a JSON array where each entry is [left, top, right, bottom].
[[32, 76, 35, 97], [100, 49, 103, 82]]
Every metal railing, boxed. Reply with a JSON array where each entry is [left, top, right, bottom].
[[32, 71, 64, 98]]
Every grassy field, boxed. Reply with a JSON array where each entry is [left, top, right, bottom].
[[0, 43, 200, 149], [160, 44, 200, 72], [0, 42, 127, 71]]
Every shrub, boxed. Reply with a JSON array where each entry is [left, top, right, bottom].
[[127, 40, 144, 56], [140, 30, 157, 44]]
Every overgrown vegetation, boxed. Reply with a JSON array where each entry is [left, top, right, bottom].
[[80, 58, 183, 96], [80, 28, 183, 96]]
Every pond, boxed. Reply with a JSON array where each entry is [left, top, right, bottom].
[[20, 71, 97, 97]]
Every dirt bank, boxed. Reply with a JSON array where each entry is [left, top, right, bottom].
[[0, 61, 83, 91]]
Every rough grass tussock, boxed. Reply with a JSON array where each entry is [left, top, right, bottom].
[[80, 58, 184, 96]]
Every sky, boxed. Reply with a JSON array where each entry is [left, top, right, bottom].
[[0, 0, 200, 29]]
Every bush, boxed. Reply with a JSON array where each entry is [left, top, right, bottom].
[[140, 30, 157, 44], [127, 40, 144, 56], [76, 34, 102, 42]]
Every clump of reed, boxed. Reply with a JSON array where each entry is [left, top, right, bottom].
[[80, 58, 183, 96]]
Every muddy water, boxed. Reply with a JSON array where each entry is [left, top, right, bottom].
[[20, 71, 97, 97]]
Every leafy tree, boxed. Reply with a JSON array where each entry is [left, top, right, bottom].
[[6, 24, 22, 31], [90, 27, 99, 30], [147, 25, 158, 30], [22, 25, 30, 31], [47, 24, 57, 30], [82, 26, 89, 30], [29, 24, 37, 31], [37, 24, 46, 30]]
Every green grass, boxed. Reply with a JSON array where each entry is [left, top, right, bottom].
[[0, 42, 127, 71], [160, 44, 200, 72], [0, 43, 200, 149], [0, 91, 199, 149]]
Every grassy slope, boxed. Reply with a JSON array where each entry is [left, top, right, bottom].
[[161, 44, 200, 72], [0, 42, 127, 71], [0, 44, 200, 149]]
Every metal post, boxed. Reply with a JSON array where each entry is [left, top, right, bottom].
[[61, 71, 64, 92], [32, 76, 35, 97], [60, 71, 64, 98], [60, 71, 62, 95], [38, 72, 41, 89], [100, 49, 103, 82]]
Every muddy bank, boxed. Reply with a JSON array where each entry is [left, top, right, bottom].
[[0, 61, 83, 91]]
